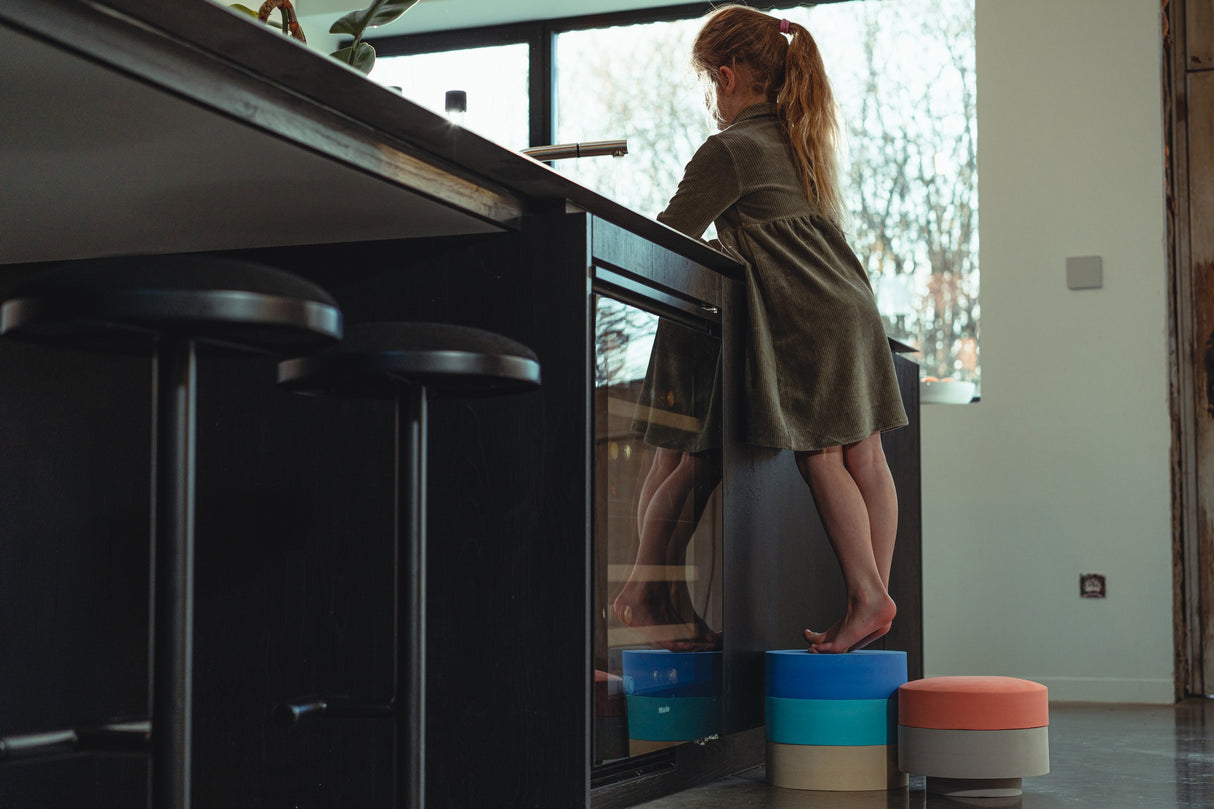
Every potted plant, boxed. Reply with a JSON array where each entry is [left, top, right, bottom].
[[233, 0, 420, 73], [329, 0, 419, 73]]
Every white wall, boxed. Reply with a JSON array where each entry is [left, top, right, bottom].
[[920, 0, 1173, 702]]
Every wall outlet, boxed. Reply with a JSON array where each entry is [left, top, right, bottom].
[[1080, 573, 1106, 598]]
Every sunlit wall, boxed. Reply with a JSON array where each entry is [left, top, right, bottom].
[[920, 0, 1172, 702]]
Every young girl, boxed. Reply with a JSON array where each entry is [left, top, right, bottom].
[[656, 5, 908, 654]]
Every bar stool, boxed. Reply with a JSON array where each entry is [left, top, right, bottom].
[[0, 254, 343, 809], [275, 321, 541, 809]]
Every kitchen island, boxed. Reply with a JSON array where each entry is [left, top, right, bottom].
[[0, 2, 919, 806]]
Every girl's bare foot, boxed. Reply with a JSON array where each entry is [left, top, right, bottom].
[[613, 587, 721, 651], [803, 622, 839, 648], [803, 621, 886, 650], [804, 594, 896, 654], [613, 590, 722, 651], [612, 585, 663, 630]]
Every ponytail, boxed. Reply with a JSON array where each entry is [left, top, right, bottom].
[[691, 6, 845, 226], [778, 21, 844, 227]]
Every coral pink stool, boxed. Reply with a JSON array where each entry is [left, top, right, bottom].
[[897, 676, 1049, 798]]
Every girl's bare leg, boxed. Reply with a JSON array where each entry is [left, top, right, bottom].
[[664, 453, 722, 648], [614, 450, 721, 649], [635, 448, 684, 539], [796, 433, 898, 653], [615, 451, 698, 646], [611, 448, 682, 621]]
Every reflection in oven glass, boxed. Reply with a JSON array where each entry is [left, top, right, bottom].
[[592, 295, 723, 764]]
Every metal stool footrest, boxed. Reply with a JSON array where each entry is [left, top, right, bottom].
[[273, 697, 394, 728], [0, 720, 151, 761]]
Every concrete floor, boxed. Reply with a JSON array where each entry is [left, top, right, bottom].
[[633, 700, 1214, 809]]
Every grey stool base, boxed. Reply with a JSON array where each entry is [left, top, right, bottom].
[[926, 776, 1024, 798]]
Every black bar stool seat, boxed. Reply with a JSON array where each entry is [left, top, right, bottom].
[[276, 321, 540, 809], [278, 320, 541, 397], [0, 254, 343, 809], [1, 255, 341, 355]]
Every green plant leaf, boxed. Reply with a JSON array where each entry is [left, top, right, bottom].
[[330, 41, 377, 73], [329, 0, 419, 37]]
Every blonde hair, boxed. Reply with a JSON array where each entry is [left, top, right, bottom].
[[691, 5, 844, 226]]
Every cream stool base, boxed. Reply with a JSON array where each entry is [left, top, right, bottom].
[[629, 738, 681, 757], [766, 742, 907, 791]]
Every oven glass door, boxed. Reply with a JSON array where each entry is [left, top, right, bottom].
[[591, 291, 724, 766]]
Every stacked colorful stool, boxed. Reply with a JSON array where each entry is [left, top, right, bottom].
[[765, 650, 908, 791], [622, 650, 722, 756], [898, 676, 1050, 797]]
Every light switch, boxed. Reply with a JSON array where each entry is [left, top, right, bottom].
[[1066, 255, 1103, 290]]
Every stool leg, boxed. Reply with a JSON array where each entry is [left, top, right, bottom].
[[150, 338, 196, 809], [394, 383, 427, 809]]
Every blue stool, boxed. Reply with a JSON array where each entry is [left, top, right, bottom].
[[765, 650, 908, 791], [622, 649, 721, 755]]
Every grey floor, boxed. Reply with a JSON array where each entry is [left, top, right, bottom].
[[633, 700, 1214, 809]]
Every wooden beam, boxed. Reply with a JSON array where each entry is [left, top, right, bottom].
[[1188, 68, 1214, 691]]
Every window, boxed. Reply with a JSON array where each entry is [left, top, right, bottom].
[[554, 18, 712, 221], [370, 0, 979, 385], [369, 43, 530, 149]]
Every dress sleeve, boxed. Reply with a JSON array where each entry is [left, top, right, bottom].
[[656, 136, 740, 239]]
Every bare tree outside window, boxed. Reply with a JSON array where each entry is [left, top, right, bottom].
[[556, 18, 714, 223], [806, 0, 979, 386]]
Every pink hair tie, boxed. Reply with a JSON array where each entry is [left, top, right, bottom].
[[779, 18, 791, 34]]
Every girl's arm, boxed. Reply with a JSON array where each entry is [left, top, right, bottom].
[[656, 137, 740, 239]]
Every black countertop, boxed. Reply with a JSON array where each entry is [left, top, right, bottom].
[[0, 0, 739, 276]]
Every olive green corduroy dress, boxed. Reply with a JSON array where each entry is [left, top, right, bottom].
[[657, 103, 907, 451]]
